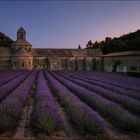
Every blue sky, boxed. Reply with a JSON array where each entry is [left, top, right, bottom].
[[0, 1, 140, 48]]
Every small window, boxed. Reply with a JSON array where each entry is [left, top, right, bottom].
[[22, 62, 24, 67], [29, 47, 31, 52]]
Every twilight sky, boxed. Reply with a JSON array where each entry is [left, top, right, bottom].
[[0, 1, 140, 48]]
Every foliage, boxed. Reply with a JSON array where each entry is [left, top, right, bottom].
[[0, 32, 14, 47], [86, 30, 140, 54]]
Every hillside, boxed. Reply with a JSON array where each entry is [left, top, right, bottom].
[[86, 30, 140, 54], [0, 32, 14, 47]]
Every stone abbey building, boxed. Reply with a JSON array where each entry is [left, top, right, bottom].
[[0, 27, 140, 72], [0, 27, 102, 70]]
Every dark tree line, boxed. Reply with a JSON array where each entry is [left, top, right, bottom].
[[86, 30, 140, 54], [0, 32, 14, 47]]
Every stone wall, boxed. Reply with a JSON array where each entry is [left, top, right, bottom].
[[0, 57, 11, 70], [0, 46, 103, 71], [11, 56, 33, 70], [103, 51, 140, 73], [32, 48, 102, 70]]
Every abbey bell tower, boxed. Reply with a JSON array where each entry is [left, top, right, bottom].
[[11, 27, 33, 70], [17, 26, 26, 40]]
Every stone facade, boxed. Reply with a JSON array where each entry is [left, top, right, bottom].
[[0, 27, 102, 71], [103, 51, 140, 73], [0, 27, 140, 73], [32, 48, 102, 70]]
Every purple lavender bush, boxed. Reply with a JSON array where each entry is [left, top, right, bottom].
[[61, 71, 140, 100], [30, 71, 64, 134], [51, 71, 140, 133], [0, 71, 31, 102], [56, 71, 140, 117], [0, 71, 36, 132], [75, 71, 140, 92], [44, 71, 110, 135], [0, 71, 24, 86]]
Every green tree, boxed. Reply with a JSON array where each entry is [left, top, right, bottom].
[[86, 40, 93, 48]]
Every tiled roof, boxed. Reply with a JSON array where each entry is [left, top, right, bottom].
[[17, 27, 25, 33], [12, 48, 32, 57], [32, 48, 102, 57], [103, 51, 140, 57], [12, 39, 32, 46]]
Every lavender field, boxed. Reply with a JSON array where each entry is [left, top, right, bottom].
[[0, 70, 140, 140]]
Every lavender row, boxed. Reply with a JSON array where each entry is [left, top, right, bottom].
[[0, 71, 24, 87], [83, 71, 140, 85], [0, 70, 22, 79], [0, 71, 31, 102], [0, 71, 15, 79], [68, 71, 140, 92], [76, 71, 140, 92], [44, 71, 110, 135], [51, 71, 140, 133], [57, 71, 140, 116], [31, 71, 64, 134], [62, 71, 140, 100], [0, 71, 36, 132]]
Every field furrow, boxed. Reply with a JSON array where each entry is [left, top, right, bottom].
[[0, 70, 140, 140]]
